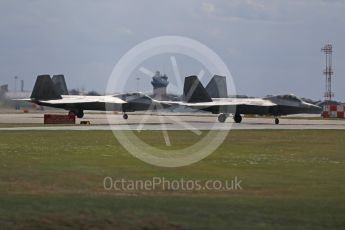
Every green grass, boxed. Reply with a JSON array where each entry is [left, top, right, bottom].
[[0, 130, 344, 229]]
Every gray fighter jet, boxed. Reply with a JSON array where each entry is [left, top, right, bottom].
[[24, 75, 168, 119], [176, 75, 322, 124]]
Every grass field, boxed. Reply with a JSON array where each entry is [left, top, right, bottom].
[[0, 130, 344, 229]]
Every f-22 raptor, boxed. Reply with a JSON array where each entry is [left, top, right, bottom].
[[178, 75, 322, 124], [26, 74, 168, 119]]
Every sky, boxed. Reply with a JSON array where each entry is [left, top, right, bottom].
[[0, 0, 344, 101]]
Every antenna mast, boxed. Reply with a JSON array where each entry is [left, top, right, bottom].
[[321, 44, 334, 103]]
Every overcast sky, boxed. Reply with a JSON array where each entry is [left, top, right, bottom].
[[0, 0, 344, 100]]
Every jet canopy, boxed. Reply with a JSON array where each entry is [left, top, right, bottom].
[[115, 92, 153, 102], [267, 94, 303, 103]]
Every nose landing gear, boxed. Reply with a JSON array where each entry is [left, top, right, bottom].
[[275, 117, 279, 125]]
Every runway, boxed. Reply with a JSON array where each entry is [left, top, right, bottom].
[[1, 112, 345, 131]]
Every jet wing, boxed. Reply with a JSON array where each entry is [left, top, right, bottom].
[[162, 98, 277, 115], [30, 95, 127, 112], [38, 95, 126, 105], [165, 98, 276, 107]]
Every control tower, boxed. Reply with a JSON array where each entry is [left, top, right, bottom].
[[151, 71, 169, 100]]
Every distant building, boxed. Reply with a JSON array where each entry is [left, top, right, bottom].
[[87, 90, 101, 96], [151, 71, 169, 100], [69, 89, 80, 95], [1, 87, 32, 110], [0, 84, 8, 100], [5, 91, 31, 99]]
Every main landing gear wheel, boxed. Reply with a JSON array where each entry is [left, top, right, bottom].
[[76, 110, 84, 118], [275, 118, 280, 125], [234, 114, 242, 123], [69, 110, 84, 118], [217, 113, 227, 123], [123, 113, 128, 120]]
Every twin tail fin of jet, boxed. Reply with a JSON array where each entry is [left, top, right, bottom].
[[183, 75, 227, 103], [30, 74, 68, 100]]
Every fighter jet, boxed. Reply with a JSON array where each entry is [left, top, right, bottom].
[[175, 75, 322, 124], [24, 74, 168, 119]]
